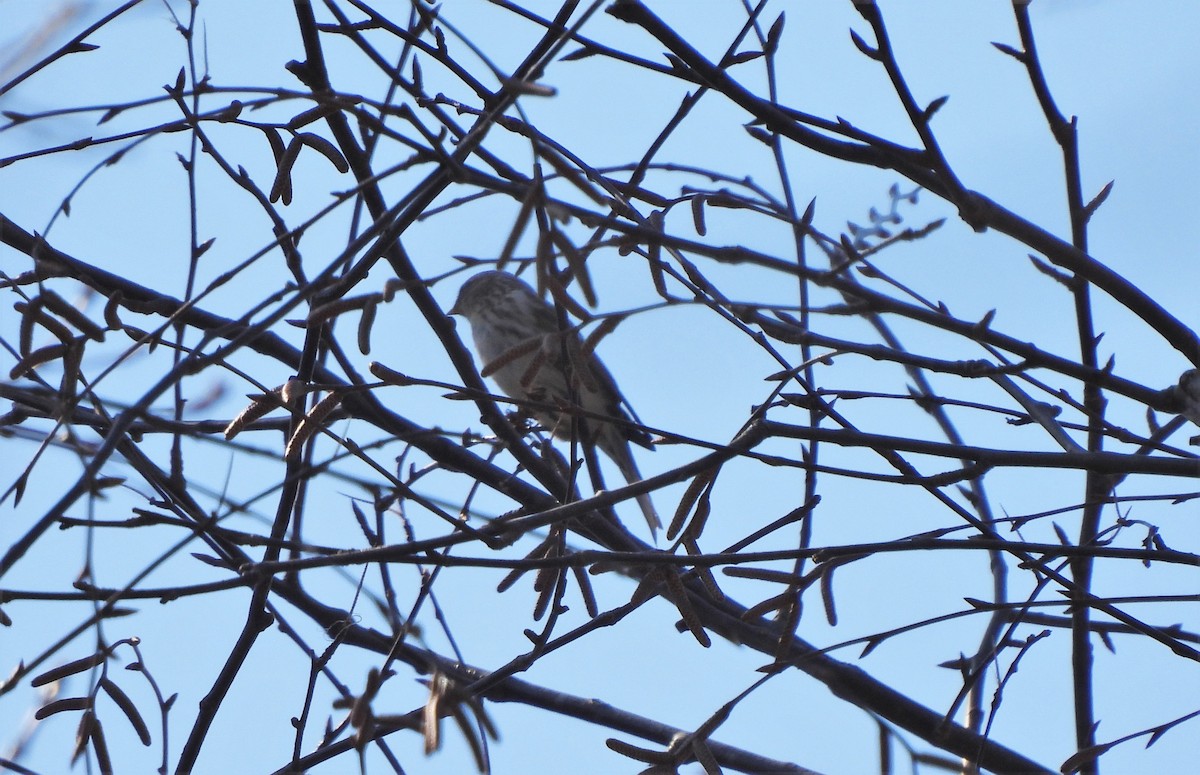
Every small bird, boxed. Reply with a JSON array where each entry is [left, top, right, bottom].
[[449, 270, 661, 537]]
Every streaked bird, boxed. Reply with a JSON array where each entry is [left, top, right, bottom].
[[450, 270, 661, 537]]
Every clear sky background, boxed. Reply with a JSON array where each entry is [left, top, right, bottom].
[[2, 1, 1198, 774]]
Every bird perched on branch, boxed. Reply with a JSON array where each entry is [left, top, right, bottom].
[[450, 270, 661, 537]]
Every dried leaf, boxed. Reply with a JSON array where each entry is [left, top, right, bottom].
[[1061, 742, 1115, 774], [39, 291, 105, 341], [286, 103, 339, 130], [269, 137, 303, 204], [665, 570, 710, 647], [101, 678, 151, 745], [357, 300, 377, 355], [103, 292, 124, 330], [88, 712, 112, 773], [820, 566, 838, 626], [262, 126, 286, 165], [224, 390, 280, 440], [690, 194, 707, 236], [307, 293, 377, 326], [668, 467, 718, 540], [10, 342, 68, 379], [569, 563, 599, 618], [368, 362, 414, 386], [285, 392, 343, 461], [35, 696, 92, 719], [32, 652, 108, 687], [297, 131, 350, 172]]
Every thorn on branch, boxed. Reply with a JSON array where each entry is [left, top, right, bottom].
[[411, 57, 423, 91], [991, 41, 1026, 62], [923, 95, 949, 123], [799, 198, 817, 231], [500, 77, 557, 98], [560, 45, 598, 62], [214, 100, 243, 123], [163, 67, 185, 98], [849, 29, 880, 60], [1027, 254, 1077, 288], [722, 49, 764, 67], [193, 237, 215, 261], [743, 124, 773, 145], [285, 59, 317, 88], [765, 13, 785, 56], [1083, 180, 1114, 222], [412, 1, 440, 36], [663, 52, 693, 78]]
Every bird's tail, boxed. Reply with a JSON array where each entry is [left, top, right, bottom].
[[634, 491, 661, 540], [610, 444, 662, 539]]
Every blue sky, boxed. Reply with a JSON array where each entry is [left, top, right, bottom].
[[2, 2, 1198, 773]]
